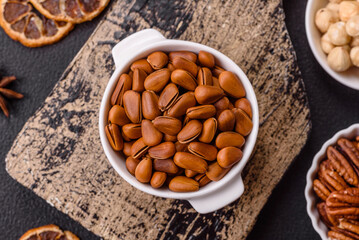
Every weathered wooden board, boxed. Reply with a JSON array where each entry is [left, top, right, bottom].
[[5, 0, 311, 239]]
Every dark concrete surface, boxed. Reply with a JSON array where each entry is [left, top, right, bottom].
[[0, 0, 358, 239]]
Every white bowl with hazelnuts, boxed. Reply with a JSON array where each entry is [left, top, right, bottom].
[[306, 0, 359, 90]]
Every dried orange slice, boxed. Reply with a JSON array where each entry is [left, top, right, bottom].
[[19, 224, 80, 240], [0, 0, 73, 47], [29, 0, 109, 23]]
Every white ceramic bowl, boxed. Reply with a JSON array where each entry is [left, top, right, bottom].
[[99, 29, 259, 214], [305, 123, 359, 240], [305, 0, 359, 90]]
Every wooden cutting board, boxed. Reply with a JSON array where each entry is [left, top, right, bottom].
[[5, 0, 311, 239]]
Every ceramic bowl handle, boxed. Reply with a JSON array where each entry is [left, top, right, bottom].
[[188, 175, 245, 214], [112, 29, 166, 68]]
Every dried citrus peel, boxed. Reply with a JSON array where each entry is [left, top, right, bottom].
[[19, 224, 80, 240], [29, 0, 110, 23], [0, 0, 73, 47]]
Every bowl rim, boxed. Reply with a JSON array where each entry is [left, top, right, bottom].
[[99, 38, 259, 200], [305, 123, 359, 240], [305, 0, 359, 91]]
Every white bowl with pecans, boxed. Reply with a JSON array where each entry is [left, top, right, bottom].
[[305, 123, 359, 240], [99, 29, 259, 214], [306, 0, 359, 90]]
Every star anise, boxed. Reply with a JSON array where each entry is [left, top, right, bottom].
[[0, 76, 24, 117]]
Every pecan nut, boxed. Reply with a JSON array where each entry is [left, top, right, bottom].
[[317, 202, 334, 227], [318, 164, 349, 192], [338, 138, 359, 170], [327, 188, 359, 218], [328, 230, 356, 240], [338, 219, 359, 238], [327, 146, 359, 187], [314, 179, 331, 201]]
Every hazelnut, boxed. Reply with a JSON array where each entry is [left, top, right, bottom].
[[327, 46, 352, 72], [351, 36, 359, 47], [328, 22, 352, 45], [350, 47, 359, 67], [321, 33, 335, 54], [346, 15, 359, 37], [315, 8, 339, 33], [326, 3, 340, 19], [339, 1, 359, 21]]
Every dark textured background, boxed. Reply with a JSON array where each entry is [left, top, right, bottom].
[[0, 0, 358, 239]]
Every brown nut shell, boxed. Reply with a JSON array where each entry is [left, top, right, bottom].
[[128, 70, 134, 78], [185, 169, 198, 178], [153, 116, 182, 136], [123, 90, 142, 123], [158, 83, 179, 111], [150, 171, 167, 188], [195, 173, 212, 187], [219, 71, 245, 98], [147, 51, 168, 70], [135, 157, 152, 183], [132, 68, 147, 92], [122, 130, 131, 142], [173, 152, 208, 173], [122, 123, 142, 139], [212, 76, 220, 87], [148, 142, 176, 159], [167, 63, 176, 72], [144, 69, 171, 92], [169, 176, 199, 192], [172, 56, 198, 77], [153, 159, 179, 174], [108, 105, 130, 126], [206, 162, 231, 181], [186, 105, 216, 119], [212, 65, 225, 78], [141, 119, 163, 146], [175, 141, 189, 152], [215, 131, 245, 149], [105, 123, 124, 151], [214, 97, 230, 115], [183, 115, 191, 126], [188, 142, 218, 161], [197, 67, 213, 85], [217, 147, 243, 168], [142, 90, 161, 120], [194, 85, 224, 104], [123, 141, 135, 157], [198, 51, 215, 68], [228, 102, 234, 110], [177, 120, 203, 144], [110, 73, 132, 106], [163, 134, 177, 142], [234, 98, 252, 119], [131, 59, 153, 74], [126, 156, 140, 175], [169, 51, 197, 63], [167, 92, 197, 118], [232, 108, 253, 136], [217, 109, 235, 132], [131, 137, 149, 159], [198, 118, 217, 143], [171, 69, 197, 91]]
